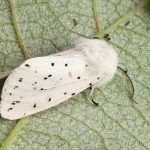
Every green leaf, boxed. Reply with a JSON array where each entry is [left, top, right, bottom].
[[0, 0, 150, 149]]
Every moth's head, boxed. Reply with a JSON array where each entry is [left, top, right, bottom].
[[75, 38, 118, 85], [75, 38, 118, 67], [75, 38, 107, 47], [75, 38, 116, 55]]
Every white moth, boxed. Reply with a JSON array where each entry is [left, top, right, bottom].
[[0, 38, 118, 120]]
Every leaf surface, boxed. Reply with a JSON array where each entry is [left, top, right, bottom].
[[0, 0, 150, 149]]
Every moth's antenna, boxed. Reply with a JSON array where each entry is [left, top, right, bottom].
[[91, 98, 99, 106], [117, 66, 137, 104]]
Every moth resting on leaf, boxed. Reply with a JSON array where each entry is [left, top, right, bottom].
[[0, 38, 118, 120]]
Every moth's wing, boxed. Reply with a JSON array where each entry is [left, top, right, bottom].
[[0, 54, 100, 120]]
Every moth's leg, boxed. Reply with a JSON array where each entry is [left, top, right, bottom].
[[89, 86, 99, 106], [90, 86, 95, 96]]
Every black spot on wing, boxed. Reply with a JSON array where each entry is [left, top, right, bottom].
[[33, 103, 36, 108], [72, 93, 76, 96], [51, 63, 54, 66], [8, 108, 13, 111], [44, 77, 48, 80], [14, 86, 19, 89], [13, 101, 20, 103], [25, 64, 30, 67], [48, 98, 51, 101], [77, 76, 81, 79], [48, 74, 52, 77], [11, 101, 20, 105], [65, 64, 68, 67], [89, 83, 92, 86], [18, 78, 23, 82], [64, 92, 67, 95], [32, 82, 38, 86], [40, 88, 47, 91]]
